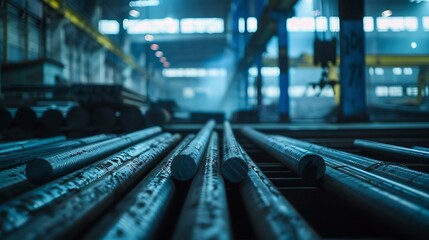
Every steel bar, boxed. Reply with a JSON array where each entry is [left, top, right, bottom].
[[354, 139, 429, 163], [0, 165, 28, 202], [240, 148, 319, 240], [25, 126, 161, 184], [0, 138, 37, 150], [0, 135, 66, 155], [0, 134, 112, 170], [85, 135, 194, 240], [323, 164, 429, 239], [173, 133, 232, 240], [171, 120, 215, 181], [0, 133, 180, 238], [222, 121, 248, 183], [271, 135, 429, 192], [0, 133, 172, 233], [325, 157, 429, 208], [413, 146, 429, 152], [241, 127, 325, 180]]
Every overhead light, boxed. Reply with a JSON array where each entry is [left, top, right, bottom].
[[381, 10, 392, 17], [155, 51, 163, 58], [144, 34, 154, 41], [129, 9, 140, 17], [163, 62, 170, 68], [150, 44, 159, 51], [411, 42, 417, 49], [160, 57, 167, 63], [129, 0, 160, 7]]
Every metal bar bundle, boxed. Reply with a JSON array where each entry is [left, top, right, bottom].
[[323, 161, 429, 238], [171, 120, 215, 181], [1, 134, 181, 239], [222, 121, 248, 183], [0, 134, 112, 170], [271, 135, 429, 192], [0, 136, 66, 155], [0, 133, 173, 233], [240, 148, 320, 240], [84, 135, 195, 240], [241, 127, 326, 180], [354, 139, 429, 163], [25, 126, 162, 184], [173, 133, 232, 240]]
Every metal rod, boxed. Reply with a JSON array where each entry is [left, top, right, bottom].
[[1, 133, 181, 237], [173, 133, 232, 240], [83, 135, 194, 240], [323, 165, 429, 239], [171, 120, 215, 181], [271, 135, 429, 192], [0, 134, 112, 170], [25, 126, 161, 184], [325, 157, 429, 208], [241, 127, 326, 180], [0, 135, 67, 155], [354, 139, 429, 163], [413, 146, 429, 152], [240, 148, 320, 240], [222, 121, 248, 183]]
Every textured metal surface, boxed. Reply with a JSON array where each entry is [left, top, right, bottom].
[[222, 121, 248, 183], [0, 134, 112, 170], [171, 120, 215, 181], [354, 139, 429, 163], [240, 147, 320, 240], [325, 157, 429, 208], [2, 134, 181, 239], [272, 135, 429, 192], [0, 136, 66, 155], [323, 163, 429, 239], [25, 126, 161, 184], [173, 133, 232, 240], [84, 135, 195, 240], [241, 127, 326, 180], [0, 133, 172, 234]]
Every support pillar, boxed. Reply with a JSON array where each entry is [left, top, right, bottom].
[[338, 0, 367, 121], [3, 0, 8, 63], [256, 56, 263, 110], [277, 17, 289, 122]]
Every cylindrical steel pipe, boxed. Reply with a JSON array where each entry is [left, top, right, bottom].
[[0, 136, 66, 155], [173, 133, 232, 240], [240, 148, 319, 240], [2, 134, 181, 239], [325, 157, 429, 208], [241, 127, 325, 180], [354, 139, 429, 163], [171, 120, 215, 181], [0, 134, 112, 170], [0, 133, 173, 233], [413, 146, 429, 152], [83, 135, 194, 240], [271, 135, 429, 192], [222, 121, 248, 183], [26, 126, 161, 184], [323, 164, 429, 239]]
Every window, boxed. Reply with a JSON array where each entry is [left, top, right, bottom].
[[98, 20, 120, 35]]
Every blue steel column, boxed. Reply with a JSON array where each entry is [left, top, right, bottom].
[[256, 56, 263, 110], [277, 16, 289, 122], [338, 0, 367, 121]]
